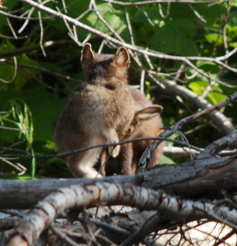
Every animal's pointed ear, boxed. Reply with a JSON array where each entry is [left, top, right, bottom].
[[81, 43, 95, 64], [113, 47, 130, 67], [134, 105, 163, 122]]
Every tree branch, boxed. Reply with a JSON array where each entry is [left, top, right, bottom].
[[6, 180, 237, 246], [18, 0, 237, 73], [139, 91, 237, 169], [103, 0, 220, 6]]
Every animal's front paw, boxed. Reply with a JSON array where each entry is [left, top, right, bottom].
[[108, 145, 120, 158]]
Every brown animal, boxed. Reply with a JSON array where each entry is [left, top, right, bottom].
[[101, 87, 164, 176], [55, 43, 136, 178], [55, 43, 163, 178]]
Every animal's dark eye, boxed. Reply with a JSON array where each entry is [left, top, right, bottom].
[[105, 83, 116, 90]]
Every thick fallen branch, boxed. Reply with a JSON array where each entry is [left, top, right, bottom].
[[3, 130, 237, 245], [142, 130, 237, 195], [0, 154, 237, 209], [0, 176, 138, 209], [0, 131, 236, 207], [6, 181, 237, 246]]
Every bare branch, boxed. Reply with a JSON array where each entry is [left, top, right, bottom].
[[0, 56, 18, 84], [1, 136, 200, 160], [198, 130, 237, 158], [18, 0, 237, 74], [103, 0, 220, 6], [139, 91, 237, 169], [6, 181, 237, 245], [0, 40, 58, 59], [163, 146, 237, 158], [149, 74, 235, 133]]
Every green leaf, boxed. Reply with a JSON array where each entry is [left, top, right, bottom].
[[193, 4, 225, 25], [227, 25, 237, 45], [17, 176, 35, 180], [67, 0, 90, 18], [159, 155, 175, 165], [0, 0, 19, 29], [231, 0, 237, 7], [189, 80, 208, 95], [151, 18, 198, 55], [188, 80, 227, 104], [230, 42, 237, 48], [86, 3, 126, 34], [47, 0, 89, 34], [0, 43, 40, 90], [44, 140, 57, 151], [196, 61, 220, 74], [0, 88, 64, 143], [10, 101, 34, 147], [205, 33, 223, 45], [207, 92, 226, 105], [0, 42, 16, 86]]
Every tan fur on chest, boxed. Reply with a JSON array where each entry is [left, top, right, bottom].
[[58, 84, 134, 137]]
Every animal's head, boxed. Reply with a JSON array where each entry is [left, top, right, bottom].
[[127, 105, 163, 136], [81, 43, 130, 87]]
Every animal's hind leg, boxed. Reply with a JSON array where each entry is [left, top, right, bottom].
[[121, 143, 134, 175], [148, 141, 164, 168], [67, 138, 103, 178], [99, 149, 108, 176]]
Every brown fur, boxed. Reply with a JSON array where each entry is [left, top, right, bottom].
[[55, 44, 135, 178], [101, 87, 164, 176]]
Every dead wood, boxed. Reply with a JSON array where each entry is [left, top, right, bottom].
[[0, 155, 237, 209], [6, 178, 237, 245], [3, 131, 237, 245]]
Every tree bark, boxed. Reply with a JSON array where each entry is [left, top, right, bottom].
[[0, 155, 237, 209]]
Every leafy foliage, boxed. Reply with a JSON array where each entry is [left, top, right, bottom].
[[0, 0, 237, 178]]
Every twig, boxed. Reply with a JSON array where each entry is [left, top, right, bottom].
[[103, 0, 219, 6], [198, 130, 237, 159], [91, 0, 123, 42], [139, 91, 237, 169], [37, 8, 46, 56], [189, 4, 207, 23], [199, 80, 217, 99], [125, 10, 142, 67], [0, 40, 61, 59], [4, 60, 77, 83], [0, 56, 18, 84], [163, 146, 237, 158], [6, 18, 18, 39], [2, 136, 201, 160], [120, 212, 160, 246], [0, 8, 51, 20], [0, 157, 26, 175], [18, 0, 237, 73], [148, 73, 235, 134], [18, 6, 35, 33], [50, 225, 79, 246], [0, 217, 18, 230], [91, 217, 130, 237]]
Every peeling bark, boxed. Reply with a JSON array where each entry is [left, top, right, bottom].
[[6, 181, 237, 245], [3, 129, 237, 245], [0, 155, 237, 209]]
